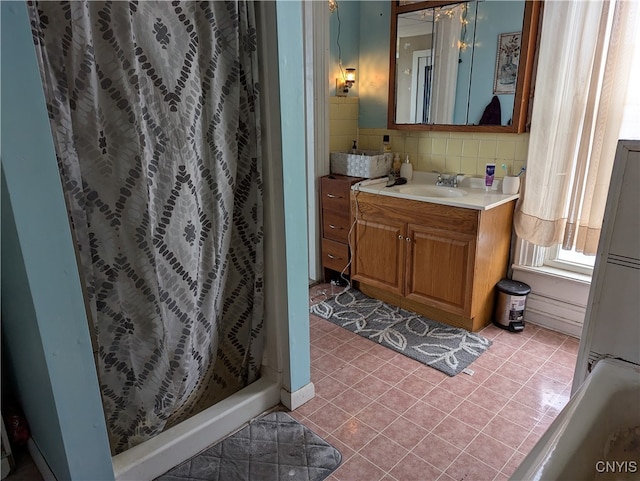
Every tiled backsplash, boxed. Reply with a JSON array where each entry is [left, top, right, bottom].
[[329, 97, 360, 153], [329, 97, 529, 178]]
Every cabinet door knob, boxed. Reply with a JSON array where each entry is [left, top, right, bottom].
[[327, 254, 342, 260], [398, 235, 404, 240], [326, 193, 343, 199], [406, 237, 412, 242]]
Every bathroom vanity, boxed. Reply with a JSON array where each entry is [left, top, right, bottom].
[[350, 175, 518, 332]]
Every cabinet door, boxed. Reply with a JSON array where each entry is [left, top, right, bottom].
[[352, 217, 405, 295], [405, 224, 475, 315]]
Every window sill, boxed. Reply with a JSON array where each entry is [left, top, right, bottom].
[[514, 264, 592, 285]]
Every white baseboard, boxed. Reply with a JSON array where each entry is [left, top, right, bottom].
[[27, 438, 56, 481], [280, 382, 315, 411], [523, 293, 584, 338], [512, 265, 588, 339]]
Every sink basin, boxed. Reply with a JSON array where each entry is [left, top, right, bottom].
[[396, 185, 468, 198], [511, 358, 640, 480]]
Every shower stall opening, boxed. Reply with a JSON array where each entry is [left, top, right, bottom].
[[28, 1, 286, 477]]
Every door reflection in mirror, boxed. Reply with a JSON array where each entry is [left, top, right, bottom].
[[395, 4, 466, 125]]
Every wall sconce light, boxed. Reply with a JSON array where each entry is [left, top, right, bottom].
[[336, 68, 356, 96]]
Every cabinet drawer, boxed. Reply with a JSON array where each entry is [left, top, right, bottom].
[[321, 176, 353, 212], [322, 210, 351, 243], [322, 238, 350, 274]]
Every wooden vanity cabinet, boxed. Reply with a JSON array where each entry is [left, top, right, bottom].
[[406, 224, 476, 315], [320, 174, 363, 282], [351, 191, 515, 332]]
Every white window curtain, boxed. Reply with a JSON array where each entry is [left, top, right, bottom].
[[514, 0, 639, 256]]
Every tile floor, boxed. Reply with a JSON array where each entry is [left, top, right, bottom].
[[292, 283, 579, 481]]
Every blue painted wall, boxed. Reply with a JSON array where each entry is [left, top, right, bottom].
[[358, 1, 391, 128], [0, 2, 114, 480], [275, 1, 311, 393], [329, 0, 361, 97], [330, 0, 392, 128], [1, 172, 72, 480]]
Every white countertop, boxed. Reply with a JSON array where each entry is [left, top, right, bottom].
[[350, 171, 519, 211]]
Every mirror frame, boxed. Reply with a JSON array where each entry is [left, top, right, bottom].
[[387, 0, 541, 133]]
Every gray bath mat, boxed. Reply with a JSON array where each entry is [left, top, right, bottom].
[[311, 287, 492, 376], [155, 411, 341, 481]]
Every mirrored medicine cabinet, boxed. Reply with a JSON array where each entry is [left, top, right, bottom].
[[388, 0, 541, 133]]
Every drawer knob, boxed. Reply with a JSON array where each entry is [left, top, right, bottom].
[[327, 254, 342, 260], [326, 193, 343, 199], [328, 224, 343, 230]]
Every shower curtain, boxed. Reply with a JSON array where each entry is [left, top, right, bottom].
[[29, 1, 265, 454]]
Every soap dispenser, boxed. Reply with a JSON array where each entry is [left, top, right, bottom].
[[400, 154, 413, 180]]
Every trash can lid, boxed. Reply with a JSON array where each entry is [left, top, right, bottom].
[[496, 279, 531, 295]]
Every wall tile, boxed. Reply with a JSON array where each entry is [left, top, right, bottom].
[[330, 103, 340, 120], [331, 135, 356, 153], [500, 161, 515, 177], [447, 138, 463, 156], [429, 156, 446, 173], [515, 140, 528, 161], [343, 128, 530, 177], [496, 141, 516, 160], [461, 158, 477, 176], [405, 137, 419, 163], [444, 157, 461, 174], [416, 154, 430, 172], [345, 103, 360, 120], [335, 119, 358, 137], [450, 131, 471, 140], [418, 138, 431, 154], [513, 160, 526, 177], [479, 140, 498, 158], [432, 138, 447, 155], [462, 139, 480, 158]]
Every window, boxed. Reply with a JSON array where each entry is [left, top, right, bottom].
[[543, 18, 640, 277], [545, 244, 596, 276]]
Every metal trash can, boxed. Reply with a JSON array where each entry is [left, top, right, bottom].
[[494, 279, 531, 332]]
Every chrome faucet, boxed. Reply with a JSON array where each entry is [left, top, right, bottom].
[[434, 172, 461, 188]]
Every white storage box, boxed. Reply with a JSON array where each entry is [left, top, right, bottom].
[[330, 151, 392, 178]]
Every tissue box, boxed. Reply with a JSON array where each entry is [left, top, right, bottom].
[[330, 151, 392, 178]]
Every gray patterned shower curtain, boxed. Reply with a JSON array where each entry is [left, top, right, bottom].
[[29, 1, 264, 454]]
